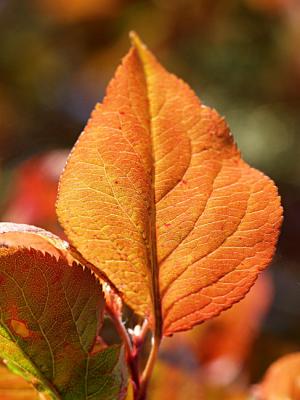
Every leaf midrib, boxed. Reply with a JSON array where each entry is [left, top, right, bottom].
[[133, 40, 163, 339]]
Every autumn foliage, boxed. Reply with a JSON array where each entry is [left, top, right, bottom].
[[0, 34, 284, 400]]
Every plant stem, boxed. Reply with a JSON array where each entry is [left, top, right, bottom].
[[105, 304, 140, 396], [105, 297, 160, 400], [108, 307, 133, 355], [138, 334, 161, 400]]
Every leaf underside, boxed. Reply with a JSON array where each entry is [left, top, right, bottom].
[[56, 33, 282, 336], [0, 225, 127, 400]]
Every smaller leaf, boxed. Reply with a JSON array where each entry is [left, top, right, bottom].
[[0, 224, 128, 400], [0, 222, 69, 256], [257, 352, 300, 399]]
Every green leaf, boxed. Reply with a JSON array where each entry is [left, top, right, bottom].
[[0, 225, 128, 400]]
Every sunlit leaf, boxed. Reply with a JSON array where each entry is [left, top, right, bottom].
[[256, 352, 300, 399], [0, 222, 69, 258], [0, 225, 128, 400], [56, 33, 282, 336]]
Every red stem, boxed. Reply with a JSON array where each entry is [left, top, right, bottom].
[[106, 301, 159, 400]]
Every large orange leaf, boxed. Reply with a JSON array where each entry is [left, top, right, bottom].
[[256, 353, 300, 399], [56, 33, 282, 336]]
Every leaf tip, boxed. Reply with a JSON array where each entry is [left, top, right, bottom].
[[129, 31, 146, 51]]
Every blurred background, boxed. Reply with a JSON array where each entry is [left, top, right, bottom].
[[0, 0, 300, 398]]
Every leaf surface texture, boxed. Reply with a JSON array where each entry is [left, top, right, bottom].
[[57, 33, 282, 335]]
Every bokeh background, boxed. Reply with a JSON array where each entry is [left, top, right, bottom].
[[1, 0, 300, 398]]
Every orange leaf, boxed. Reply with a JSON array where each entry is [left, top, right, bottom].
[[34, 0, 123, 22], [0, 363, 40, 400], [160, 273, 273, 385], [56, 32, 282, 336], [3, 151, 68, 234], [0, 222, 69, 258], [198, 273, 273, 382], [245, 0, 292, 14], [257, 353, 300, 399], [148, 361, 204, 400]]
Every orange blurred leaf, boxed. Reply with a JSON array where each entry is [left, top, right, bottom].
[[199, 273, 273, 383], [56, 32, 282, 336], [160, 273, 273, 386], [148, 361, 204, 400], [246, 0, 293, 14], [256, 352, 300, 399], [34, 0, 124, 22], [3, 151, 68, 233], [0, 363, 40, 400]]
